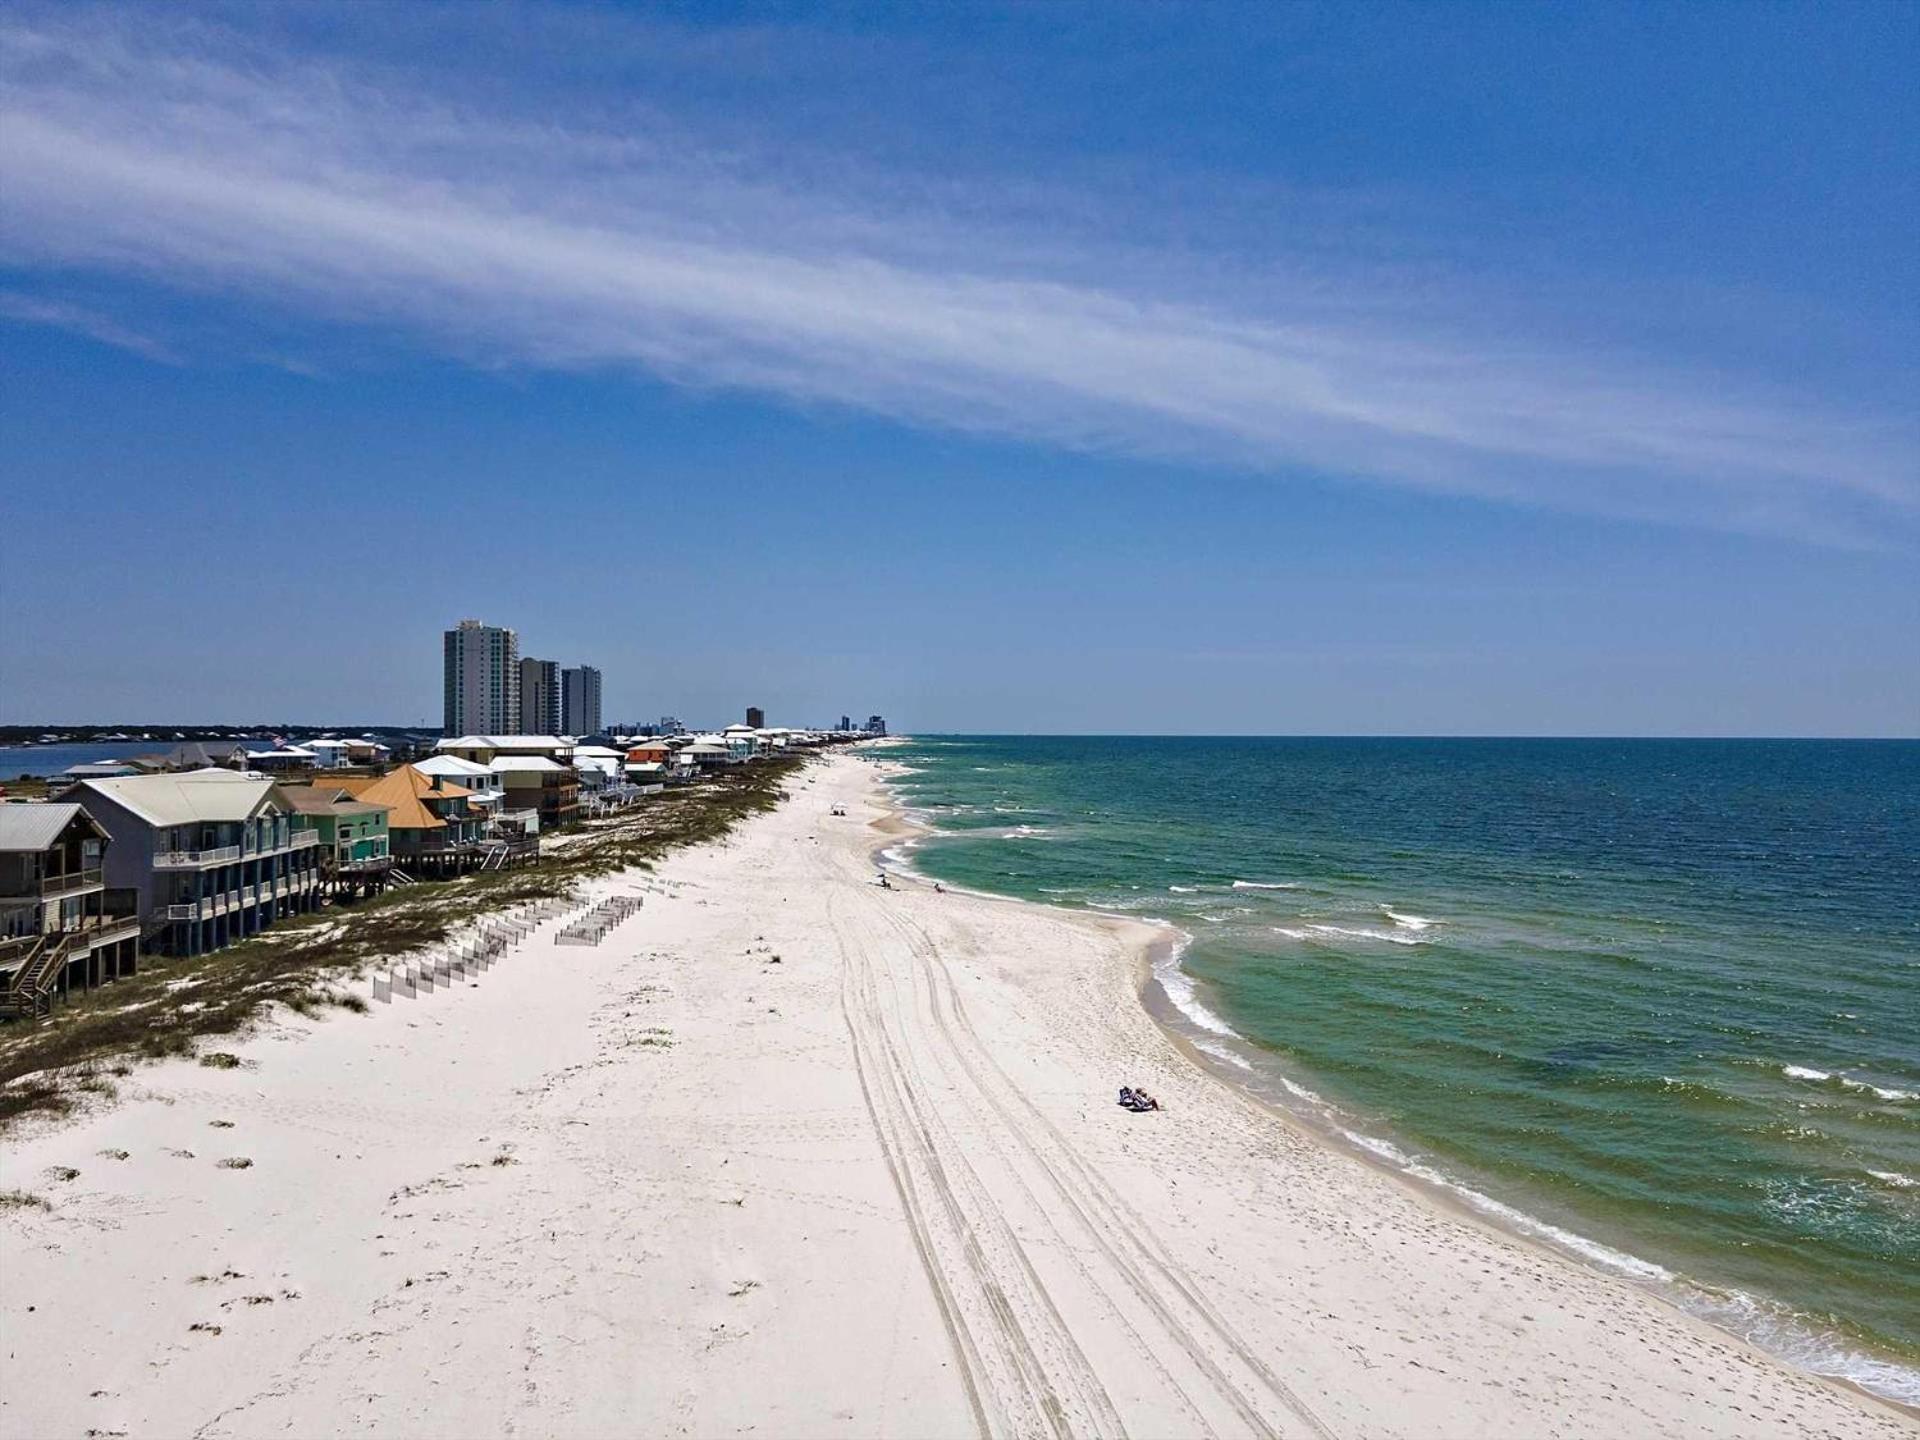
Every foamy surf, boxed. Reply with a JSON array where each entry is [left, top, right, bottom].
[[1150, 934, 1240, 1039], [1275, 923, 1427, 947], [1780, 1063, 1917, 1103], [1231, 879, 1299, 890], [1381, 906, 1438, 931]]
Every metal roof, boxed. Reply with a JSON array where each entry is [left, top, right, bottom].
[[0, 803, 95, 852], [412, 755, 492, 777], [73, 771, 282, 828], [436, 735, 570, 751]]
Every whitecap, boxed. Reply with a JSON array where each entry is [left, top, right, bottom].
[[1276, 923, 1426, 947], [1168, 885, 1199, 894], [1781, 1063, 1916, 1101], [1868, 1170, 1917, 1189], [1231, 879, 1300, 890], [1381, 906, 1438, 931]]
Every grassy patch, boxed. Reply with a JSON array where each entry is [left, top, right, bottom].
[[0, 1188, 50, 1211], [0, 757, 807, 1134]]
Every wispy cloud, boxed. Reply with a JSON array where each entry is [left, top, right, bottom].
[[0, 290, 178, 363], [0, 12, 1912, 545]]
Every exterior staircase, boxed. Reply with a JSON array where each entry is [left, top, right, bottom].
[[0, 932, 78, 1021]]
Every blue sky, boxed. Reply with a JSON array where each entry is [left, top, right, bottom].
[[1, 1, 1915, 735]]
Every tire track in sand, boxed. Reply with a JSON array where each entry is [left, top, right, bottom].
[[831, 886, 1127, 1440], [878, 900, 1337, 1440]]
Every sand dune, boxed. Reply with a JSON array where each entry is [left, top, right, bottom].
[[2, 753, 1911, 1438]]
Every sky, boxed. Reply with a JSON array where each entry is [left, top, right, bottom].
[[1, 1, 1916, 736]]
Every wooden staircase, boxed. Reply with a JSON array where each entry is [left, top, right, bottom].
[[0, 932, 78, 1021]]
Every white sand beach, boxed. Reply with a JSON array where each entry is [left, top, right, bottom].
[[2, 751, 1912, 1439]]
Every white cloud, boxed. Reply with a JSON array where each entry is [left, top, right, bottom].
[[0, 290, 178, 363], [0, 13, 1912, 545]]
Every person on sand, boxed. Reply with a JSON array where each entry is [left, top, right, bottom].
[[934, 882, 944, 894]]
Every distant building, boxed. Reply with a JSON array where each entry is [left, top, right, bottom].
[[658, 715, 685, 736], [839, 715, 852, 733], [444, 620, 519, 738], [746, 706, 765, 729], [865, 715, 888, 737], [519, 657, 561, 735], [432, 735, 580, 828], [562, 665, 602, 736]]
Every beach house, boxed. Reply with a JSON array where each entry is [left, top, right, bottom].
[[0, 803, 142, 1018], [63, 770, 324, 958], [432, 735, 581, 827], [332, 766, 499, 874], [279, 785, 393, 898], [411, 754, 504, 810]]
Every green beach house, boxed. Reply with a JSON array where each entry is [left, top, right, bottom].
[[279, 784, 391, 867]]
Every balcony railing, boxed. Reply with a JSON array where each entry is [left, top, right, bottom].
[[154, 828, 322, 868], [153, 844, 241, 868], [39, 867, 104, 897]]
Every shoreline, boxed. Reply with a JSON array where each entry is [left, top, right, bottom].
[[2, 750, 1912, 1437], [863, 746, 1920, 1421]]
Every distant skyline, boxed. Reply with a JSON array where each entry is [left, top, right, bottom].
[[2, 3, 1915, 736]]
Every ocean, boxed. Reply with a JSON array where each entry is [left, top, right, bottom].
[[879, 736, 1920, 1405]]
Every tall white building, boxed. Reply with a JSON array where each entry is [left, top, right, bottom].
[[562, 665, 602, 736], [443, 619, 520, 737]]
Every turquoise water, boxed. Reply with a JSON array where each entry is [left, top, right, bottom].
[[881, 736, 1920, 1404]]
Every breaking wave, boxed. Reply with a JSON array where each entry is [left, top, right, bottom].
[[1780, 1064, 1917, 1103]]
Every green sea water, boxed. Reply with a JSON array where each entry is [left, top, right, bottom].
[[878, 736, 1920, 1405]]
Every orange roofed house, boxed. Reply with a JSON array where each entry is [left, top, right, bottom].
[[326, 767, 485, 876]]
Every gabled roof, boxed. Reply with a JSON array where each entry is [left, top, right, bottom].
[[436, 734, 569, 752], [412, 755, 493, 779], [276, 785, 389, 819], [72, 770, 283, 828], [159, 741, 250, 768], [0, 802, 105, 852], [349, 767, 473, 831]]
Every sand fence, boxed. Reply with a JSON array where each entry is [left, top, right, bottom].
[[369, 893, 614, 1003]]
